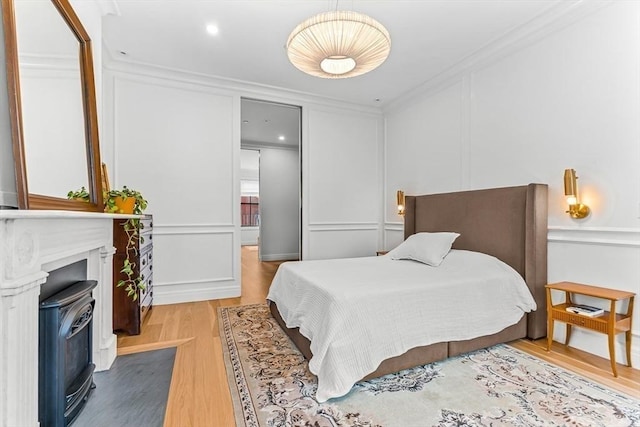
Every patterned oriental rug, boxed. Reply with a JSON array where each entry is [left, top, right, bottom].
[[219, 304, 640, 427]]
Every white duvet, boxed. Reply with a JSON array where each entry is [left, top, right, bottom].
[[266, 250, 537, 402]]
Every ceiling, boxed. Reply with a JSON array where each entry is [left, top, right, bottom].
[[241, 99, 301, 148], [102, 0, 565, 108]]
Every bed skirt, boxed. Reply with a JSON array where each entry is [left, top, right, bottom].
[[269, 301, 527, 381]]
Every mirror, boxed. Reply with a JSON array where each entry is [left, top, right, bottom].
[[2, 0, 104, 211]]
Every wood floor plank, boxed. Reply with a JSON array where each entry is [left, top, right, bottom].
[[192, 302, 218, 424], [510, 338, 640, 398], [114, 246, 639, 426], [164, 340, 196, 426], [117, 338, 192, 356]]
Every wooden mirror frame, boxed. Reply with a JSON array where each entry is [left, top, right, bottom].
[[2, 0, 104, 211]]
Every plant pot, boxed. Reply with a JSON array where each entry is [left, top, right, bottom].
[[114, 196, 136, 214]]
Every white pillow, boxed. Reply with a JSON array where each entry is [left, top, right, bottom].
[[387, 232, 460, 266]]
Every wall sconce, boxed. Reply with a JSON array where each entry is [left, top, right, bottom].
[[396, 190, 405, 216], [563, 168, 590, 219]]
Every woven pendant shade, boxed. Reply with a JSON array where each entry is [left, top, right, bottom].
[[286, 10, 391, 79]]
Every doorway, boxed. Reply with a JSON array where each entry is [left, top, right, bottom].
[[240, 98, 301, 262]]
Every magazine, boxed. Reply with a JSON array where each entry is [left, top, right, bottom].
[[566, 304, 604, 317]]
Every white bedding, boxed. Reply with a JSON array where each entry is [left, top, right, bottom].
[[266, 250, 537, 402]]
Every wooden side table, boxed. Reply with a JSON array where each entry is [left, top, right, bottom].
[[546, 281, 635, 377]]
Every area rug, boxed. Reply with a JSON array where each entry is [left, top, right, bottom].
[[73, 347, 176, 427], [219, 304, 640, 427]]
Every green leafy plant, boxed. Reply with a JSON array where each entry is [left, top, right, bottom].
[[109, 186, 148, 300], [66, 186, 90, 202], [105, 186, 147, 214], [118, 244, 145, 300]]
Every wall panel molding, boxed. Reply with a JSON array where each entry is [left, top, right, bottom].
[[153, 224, 234, 236], [548, 226, 640, 247], [309, 222, 379, 232], [149, 227, 238, 304], [153, 277, 235, 287], [307, 227, 379, 260], [153, 278, 238, 305], [111, 75, 236, 226], [385, 225, 640, 251], [384, 222, 404, 231], [386, 225, 640, 247]]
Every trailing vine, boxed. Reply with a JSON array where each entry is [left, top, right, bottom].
[[68, 185, 149, 300], [109, 187, 148, 300]]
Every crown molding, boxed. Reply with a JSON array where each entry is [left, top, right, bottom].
[[103, 54, 383, 115], [384, 0, 613, 113]]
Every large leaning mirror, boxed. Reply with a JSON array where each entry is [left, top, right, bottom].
[[2, 0, 103, 211]]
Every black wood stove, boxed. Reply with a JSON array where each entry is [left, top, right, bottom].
[[39, 260, 97, 426]]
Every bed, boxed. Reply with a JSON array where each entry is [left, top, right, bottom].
[[267, 183, 548, 402]]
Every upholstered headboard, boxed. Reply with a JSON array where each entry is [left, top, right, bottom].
[[404, 183, 548, 339]]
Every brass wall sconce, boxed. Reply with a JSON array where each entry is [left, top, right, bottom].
[[397, 190, 405, 216], [563, 168, 590, 219]]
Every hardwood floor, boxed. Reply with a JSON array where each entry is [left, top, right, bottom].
[[117, 246, 639, 426]]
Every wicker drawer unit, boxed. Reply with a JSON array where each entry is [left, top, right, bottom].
[[546, 281, 635, 377]]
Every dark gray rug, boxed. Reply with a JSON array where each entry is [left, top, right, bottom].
[[72, 347, 176, 427]]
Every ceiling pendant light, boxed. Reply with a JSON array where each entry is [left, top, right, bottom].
[[286, 10, 391, 79]]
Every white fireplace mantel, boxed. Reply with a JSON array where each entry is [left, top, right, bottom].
[[0, 210, 131, 427]]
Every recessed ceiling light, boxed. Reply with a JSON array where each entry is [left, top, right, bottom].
[[278, 135, 285, 141], [206, 24, 219, 36]]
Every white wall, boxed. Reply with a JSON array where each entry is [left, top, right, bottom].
[[259, 147, 299, 261], [103, 61, 383, 303], [305, 107, 383, 259], [241, 227, 259, 246], [384, 1, 640, 366], [384, 82, 465, 249], [106, 73, 238, 304]]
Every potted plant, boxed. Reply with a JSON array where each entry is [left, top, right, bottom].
[[107, 186, 148, 300], [105, 186, 147, 214], [67, 186, 90, 202]]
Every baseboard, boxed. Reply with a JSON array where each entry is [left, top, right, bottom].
[[153, 281, 240, 305], [0, 190, 18, 208], [260, 253, 299, 261], [552, 328, 640, 368]]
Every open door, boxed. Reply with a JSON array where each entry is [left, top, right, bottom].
[[240, 98, 301, 261]]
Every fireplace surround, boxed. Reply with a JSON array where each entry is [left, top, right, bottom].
[[0, 211, 123, 427]]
